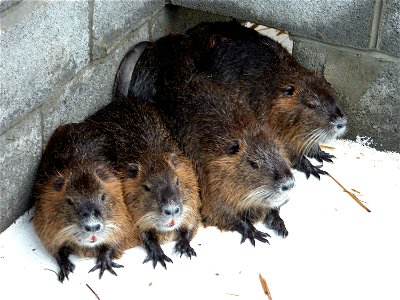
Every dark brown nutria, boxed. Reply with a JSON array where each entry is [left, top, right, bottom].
[[155, 74, 295, 245], [186, 21, 348, 179], [32, 123, 137, 282], [115, 31, 221, 101], [87, 97, 201, 268]]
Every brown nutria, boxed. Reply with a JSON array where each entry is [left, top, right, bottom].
[[32, 122, 137, 282], [115, 31, 221, 101], [87, 97, 201, 268], [186, 21, 347, 179], [155, 74, 295, 245]]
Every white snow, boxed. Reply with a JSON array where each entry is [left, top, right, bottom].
[[1, 138, 399, 300]]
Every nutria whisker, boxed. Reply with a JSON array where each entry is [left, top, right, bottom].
[[242, 185, 276, 208]]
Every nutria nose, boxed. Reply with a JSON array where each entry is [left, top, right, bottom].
[[335, 117, 347, 130], [84, 223, 102, 232], [279, 178, 295, 192], [163, 205, 181, 217]]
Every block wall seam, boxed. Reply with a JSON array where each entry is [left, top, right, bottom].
[[370, 0, 384, 49], [292, 34, 400, 63], [89, 0, 94, 62]]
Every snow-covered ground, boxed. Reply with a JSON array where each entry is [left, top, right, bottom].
[[1, 139, 399, 300]]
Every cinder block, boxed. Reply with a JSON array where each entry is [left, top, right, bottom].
[[171, 0, 375, 49], [0, 111, 42, 233], [378, 0, 400, 57], [293, 38, 400, 152], [0, 1, 89, 134], [93, 0, 164, 59], [41, 24, 149, 143]]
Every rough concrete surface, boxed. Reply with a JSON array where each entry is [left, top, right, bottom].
[[41, 24, 149, 143], [0, 0, 89, 134], [93, 0, 164, 59], [378, 0, 400, 57], [171, 0, 375, 48], [0, 0, 21, 12], [0, 111, 41, 233]]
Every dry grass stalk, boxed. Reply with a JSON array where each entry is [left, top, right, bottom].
[[86, 284, 100, 300], [327, 174, 371, 212], [259, 273, 272, 300], [351, 188, 361, 194], [319, 144, 336, 150]]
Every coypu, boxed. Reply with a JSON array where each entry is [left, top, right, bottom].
[[32, 122, 137, 282], [87, 97, 201, 268], [155, 74, 295, 244], [186, 21, 347, 179], [114, 31, 221, 101]]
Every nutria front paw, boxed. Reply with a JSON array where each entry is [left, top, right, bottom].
[[295, 157, 328, 179], [88, 257, 124, 279], [236, 220, 270, 246], [310, 149, 335, 164], [175, 237, 197, 259], [58, 259, 75, 283], [143, 247, 173, 269], [265, 210, 288, 238]]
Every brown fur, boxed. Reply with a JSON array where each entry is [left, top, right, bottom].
[[33, 123, 137, 281], [87, 97, 201, 267], [156, 75, 295, 244]]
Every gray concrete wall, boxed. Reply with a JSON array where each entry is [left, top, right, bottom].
[[1, 0, 399, 233]]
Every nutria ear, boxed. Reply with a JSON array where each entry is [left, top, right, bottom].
[[226, 139, 240, 155], [127, 163, 139, 178], [96, 166, 110, 181], [209, 34, 229, 48], [53, 175, 65, 191], [168, 153, 180, 168]]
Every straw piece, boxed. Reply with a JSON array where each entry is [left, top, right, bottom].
[[327, 173, 371, 212], [320, 144, 336, 150], [259, 273, 272, 300], [86, 284, 100, 300]]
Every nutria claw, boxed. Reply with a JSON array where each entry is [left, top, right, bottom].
[[264, 209, 288, 238], [58, 259, 75, 283], [175, 238, 197, 259], [88, 259, 123, 279], [309, 149, 335, 164], [295, 157, 328, 179], [143, 248, 173, 269], [237, 220, 270, 246]]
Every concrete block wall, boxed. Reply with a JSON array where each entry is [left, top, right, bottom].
[[1, 0, 399, 233]]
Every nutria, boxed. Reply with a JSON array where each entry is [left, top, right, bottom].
[[155, 74, 295, 244], [87, 97, 201, 268], [186, 21, 348, 179], [32, 123, 137, 282], [116, 31, 221, 101]]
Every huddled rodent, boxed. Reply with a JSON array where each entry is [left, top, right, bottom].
[[155, 74, 295, 244], [32, 123, 137, 282], [114, 32, 220, 101], [87, 97, 201, 268], [186, 21, 348, 179]]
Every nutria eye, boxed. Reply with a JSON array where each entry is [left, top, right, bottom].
[[143, 184, 151, 192], [66, 198, 73, 205], [248, 160, 259, 169], [307, 102, 318, 109], [101, 194, 106, 201], [176, 178, 179, 186], [284, 85, 295, 96]]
